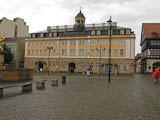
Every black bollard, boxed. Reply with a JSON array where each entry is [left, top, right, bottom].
[[62, 75, 66, 84]]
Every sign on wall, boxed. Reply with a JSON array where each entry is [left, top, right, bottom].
[[126, 40, 130, 58]]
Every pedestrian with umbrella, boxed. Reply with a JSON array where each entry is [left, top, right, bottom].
[[152, 67, 160, 84]]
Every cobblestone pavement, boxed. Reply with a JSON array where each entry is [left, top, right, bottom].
[[0, 74, 160, 120]]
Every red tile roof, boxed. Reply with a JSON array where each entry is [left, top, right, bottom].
[[4, 37, 25, 41], [143, 23, 160, 39]]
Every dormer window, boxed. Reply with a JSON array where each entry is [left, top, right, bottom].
[[91, 31, 96, 35], [126, 29, 131, 34], [97, 30, 101, 35]]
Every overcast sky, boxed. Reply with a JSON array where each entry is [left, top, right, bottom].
[[1, 0, 160, 54]]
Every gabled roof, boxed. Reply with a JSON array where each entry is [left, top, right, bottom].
[[142, 23, 160, 39]]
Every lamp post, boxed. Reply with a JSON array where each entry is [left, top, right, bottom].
[[96, 44, 101, 76], [46, 46, 53, 75], [107, 16, 112, 83]]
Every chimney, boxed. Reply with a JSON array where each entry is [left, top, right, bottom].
[[56, 26, 59, 30], [47, 26, 51, 31]]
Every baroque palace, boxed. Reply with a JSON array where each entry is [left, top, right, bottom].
[[24, 10, 135, 75]]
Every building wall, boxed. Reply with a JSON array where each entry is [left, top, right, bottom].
[[24, 35, 135, 74], [136, 59, 141, 73], [16, 39, 25, 67], [146, 59, 160, 73], [5, 38, 26, 68], [0, 52, 4, 69], [0, 17, 29, 38]]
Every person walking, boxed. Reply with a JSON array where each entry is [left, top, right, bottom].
[[152, 67, 160, 84]]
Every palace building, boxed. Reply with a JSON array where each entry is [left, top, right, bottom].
[[24, 10, 135, 75]]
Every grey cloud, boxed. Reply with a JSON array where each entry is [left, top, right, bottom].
[[54, 0, 138, 10]]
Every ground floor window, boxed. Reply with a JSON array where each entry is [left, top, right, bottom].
[[126, 63, 130, 69], [120, 63, 123, 69], [61, 62, 66, 68], [105, 64, 113, 73], [79, 62, 84, 68]]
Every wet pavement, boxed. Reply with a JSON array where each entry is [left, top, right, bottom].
[[0, 74, 160, 120]]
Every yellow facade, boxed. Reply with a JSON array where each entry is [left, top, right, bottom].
[[25, 34, 135, 75]]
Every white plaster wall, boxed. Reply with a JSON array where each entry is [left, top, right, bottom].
[[147, 59, 160, 72]]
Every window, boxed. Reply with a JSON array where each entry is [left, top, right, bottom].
[[114, 40, 118, 45], [62, 49, 67, 56], [36, 41, 39, 46], [70, 40, 76, 45], [49, 32, 52, 37], [40, 50, 43, 55], [120, 49, 123, 56], [90, 49, 94, 56], [126, 29, 131, 34], [32, 50, 34, 55], [79, 49, 85, 56], [96, 49, 100, 56], [12, 48, 16, 53], [120, 40, 124, 45], [36, 50, 38, 55], [53, 61, 56, 66], [79, 40, 85, 45], [79, 62, 84, 68], [91, 40, 94, 45], [53, 49, 56, 55], [61, 62, 66, 68], [120, 63, 123, 69], [114, 49, 118, 56], [53, 41, 56, 46], [102, 40, 106, 45], [45, 41, 47, 46], [96, 63, 100, 69], [102, 49, 106, 56], [62, 40, 67, 46], [40, 41, 43, 46], [97, 30, 101, 35], [108, 49, 111, 56], [53, 32, 57, 37], [96, 40, 100, 45], [44, 50, 46, 55], [108, 30, 112, 35], [27, 50, 30, 55], [126, 63, 130, 69], [91, 31, 96, 35], [70, 49, 75, 56], [108, 40, 111, 46], [32, 41, 35, 46], [27, 41, 30, 46], [120, 30, 124, 35]]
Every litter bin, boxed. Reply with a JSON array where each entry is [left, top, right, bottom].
[[62, 75, 66, 84]]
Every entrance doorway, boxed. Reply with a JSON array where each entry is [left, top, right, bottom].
[[105, 64, 113, 73], [153, 62, 160, 72], [69, 63, 76, 73], [38, 62, 43, 72]]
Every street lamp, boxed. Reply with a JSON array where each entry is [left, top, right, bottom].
[[96, 44, 101, 76], [46, 46, 53, 75], [99, 44, 102, 76], [107, 16, 112, 83]]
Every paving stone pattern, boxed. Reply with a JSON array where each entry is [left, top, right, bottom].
[[0, 74, 160, 120]]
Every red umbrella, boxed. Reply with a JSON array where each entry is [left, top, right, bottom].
[[152, 68, 160, 79]]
